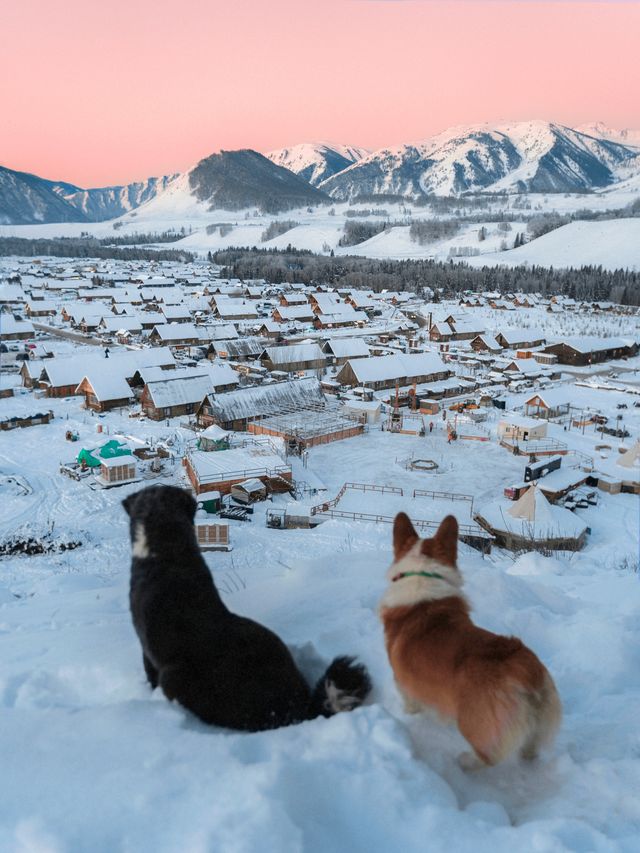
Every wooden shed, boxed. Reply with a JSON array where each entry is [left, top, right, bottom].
[[194, 516, 231, 551], [96, 456, 137, 486]]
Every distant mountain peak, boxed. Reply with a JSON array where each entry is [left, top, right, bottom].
[[266, 142, 369, 186]]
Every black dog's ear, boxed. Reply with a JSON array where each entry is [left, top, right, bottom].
[[122, 494, 136, 517], [177, 489, 197, 521]]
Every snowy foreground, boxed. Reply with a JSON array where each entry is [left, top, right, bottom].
[[1, 418, 640, 852]]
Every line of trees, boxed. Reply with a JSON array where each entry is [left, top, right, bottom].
[[213, 246, 640, 306], [0, 237, 195, 262]]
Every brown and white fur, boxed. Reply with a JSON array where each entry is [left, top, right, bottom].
[[380, 512, 562, 769]]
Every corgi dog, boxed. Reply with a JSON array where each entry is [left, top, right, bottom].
[[380, 512, 561, 769]]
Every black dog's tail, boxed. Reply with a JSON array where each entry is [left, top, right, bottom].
[[309, 656, 371, 719]]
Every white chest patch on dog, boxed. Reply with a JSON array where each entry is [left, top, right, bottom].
[[132, 524, 151, 559]]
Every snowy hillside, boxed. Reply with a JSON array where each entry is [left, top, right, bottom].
[[465, 218, 640, 272], [266, 143, 369, 186], [1, 403, 639, 851]]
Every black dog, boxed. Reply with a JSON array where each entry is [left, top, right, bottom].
[[123, 485, 371, 731]]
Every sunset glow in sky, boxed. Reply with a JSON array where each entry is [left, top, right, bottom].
[[3, 0, 639, 186]]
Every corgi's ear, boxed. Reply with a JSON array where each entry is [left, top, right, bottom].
[[393, 512, 419, 559], [428, 515, 458, 567]]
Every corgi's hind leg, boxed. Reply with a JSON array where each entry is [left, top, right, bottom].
[[397, 683, 423, 714], [520, 675, 562, 762], [457, 691, 528, 768], [457, 750, 489, 772]]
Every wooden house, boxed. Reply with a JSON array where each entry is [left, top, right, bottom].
[[272, 305, 315, 324], [543, 337, 636, 366], [336, 352, 450, 391], [141, 374, 213, 420], [19, 359, 45, 389], [0, 314, 35, 340], [322, 338, 370, 365], [495, 329, 546, 350], [260, 343, 326, 373], [149, 323, 201, 347], [207, 337, 265, 361], [470, 334, 502, 353], [75, 373, 134, 412]]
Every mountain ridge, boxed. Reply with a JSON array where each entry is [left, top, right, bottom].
[[2, 121, 639, 225]]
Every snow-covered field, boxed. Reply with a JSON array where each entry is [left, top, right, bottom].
[[1, 369, 640, 851]]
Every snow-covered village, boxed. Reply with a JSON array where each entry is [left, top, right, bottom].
[[1, 250, 639, 850], [3, 0, 640, 850]]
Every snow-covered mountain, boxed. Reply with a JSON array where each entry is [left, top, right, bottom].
[[577, 122, 640, 150], [3, 122, 640, 226], [188, 149, 329, 212], [0, 168, 177, 226], [54, 175, 178, 222], [266, 142, 369, 186], [319, 121, 640, 199], [0, 166, 175, 225]]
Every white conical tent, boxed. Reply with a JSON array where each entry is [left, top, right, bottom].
[[507, 485, 555, 525], [616, 441, 640, 470]]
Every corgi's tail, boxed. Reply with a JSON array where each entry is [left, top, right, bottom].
[[310, 656, 371, 719]]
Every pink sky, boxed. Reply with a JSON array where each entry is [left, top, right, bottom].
[[3, 0, 639, 187]]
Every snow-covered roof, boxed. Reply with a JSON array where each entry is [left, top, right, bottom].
[[479, 487, 587, 539], [497, 328, 546, 345], [1, 315, 35, 335], [324, 338, 370, 359], [263, 343, 325, 366], [187, 448, 289, 483], [274, 306, 315, 321], [202, 377, 324, 423], [551, 336, 635, 354], [146, 374, 214, 408], [151, 323, 200, 341], [77, 372, 133, 402], [344, 352, 448, 384]]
